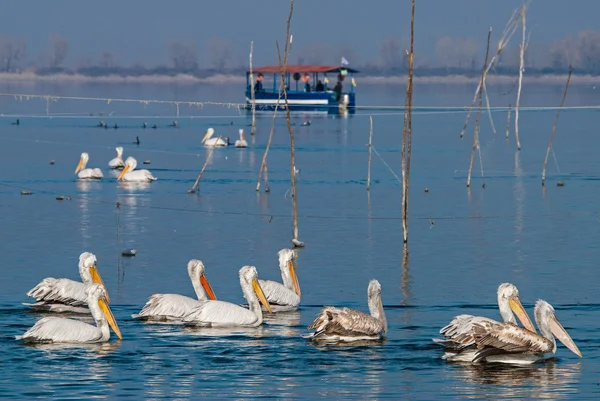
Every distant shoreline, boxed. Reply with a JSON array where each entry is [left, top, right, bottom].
[[0, 71, 597, 85]]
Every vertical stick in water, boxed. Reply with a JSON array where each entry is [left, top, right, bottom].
[[249, 41, 256, 135], [256, 92, 281, 192], [542, 66, 572, 186], [367, 116, 373, 191], [506, 104, 512, 139], [515, 4, 527, 151], [467, 28, 492, 188], [188, 138, 220, 194]]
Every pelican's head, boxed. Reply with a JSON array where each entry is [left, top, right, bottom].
[[239, 128, 245, 141], [117, 157, 137, 181], [75, 152, 90, 174], [115, 147, 123, 157], [497, 283, 536, 332], [239, 265, 272, 313], [202, 128, 215, 143], [78, 252, 110, 303], [278, 249, 300, 296], [368, 279, 387, 334], [86, 284, 122, 340], [535, 299, 582, 357], [187, 259, 216, 300]]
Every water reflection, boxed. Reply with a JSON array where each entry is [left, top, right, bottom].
[[117, 181, 152, 191], [447, 361, 582, 399]]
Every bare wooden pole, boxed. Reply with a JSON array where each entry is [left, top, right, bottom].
[[400, 0, 415, 244], [367, 116, 373, 191], [256, 92, 281, 191], [542, 66, 572, 186], [514, 4, 527, 150], [467, 28, 492, 188], [188, 138, 220, 194], [506, 103, 512, 139], [249, 41, 256, 135]]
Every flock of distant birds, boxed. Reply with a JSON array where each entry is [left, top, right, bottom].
[[16, 250, 582, 365]]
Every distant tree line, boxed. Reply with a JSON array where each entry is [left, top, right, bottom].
[[1, 31, 600, 77]]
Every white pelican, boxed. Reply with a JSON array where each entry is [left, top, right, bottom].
[[75, 152, 103, 179], [182, 265, 272, 328], [259, 249, 300, 312], [132, 259, 217, 322], [202, 128, 229, 147], [234, 129, 247, 148], [434, 283, 536, 362], [108, 147, 125, 169], [17, 284, 122, 344], [307, 279, 387, 342], [24, 252, 109, 314], [468, 299, 582, 365], [117, 156, 157, 182]]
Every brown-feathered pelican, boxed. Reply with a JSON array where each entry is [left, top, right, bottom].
[[17, 284, 121, 344], [307, 279, 387, 342], [75, 152, 103, 179], [182, 266, 272, 328], [24, 252, 109, 314], [469, 299, 582, 364], [434, 283, 536, 362], [132, 259, 217, 322], [258, 249, 301, 312]]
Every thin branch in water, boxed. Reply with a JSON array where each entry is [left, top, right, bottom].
[[188, 138, 220, 193], [514, 3, 528, 150], [367, 116, 373, 191], [256, 92, 282, 192], [506, 103, 512, 139], [249, 41, 256, 135], [467, 28, 492, 188], [542, 65, 572, 186], [482, 82, 497, 135]]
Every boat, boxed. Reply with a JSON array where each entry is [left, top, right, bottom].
[[245, 65, 359, 113]]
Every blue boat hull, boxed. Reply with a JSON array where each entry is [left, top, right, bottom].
[[245, 90, 356, 113]]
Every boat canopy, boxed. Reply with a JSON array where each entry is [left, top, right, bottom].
[[247, 65, 360, 74]]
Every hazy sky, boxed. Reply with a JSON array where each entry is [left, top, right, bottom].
[[1, 0, 599, 67]]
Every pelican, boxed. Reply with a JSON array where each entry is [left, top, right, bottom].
[[75, 152, 103, 179], [468, 300, 582, 365], [132, 259, 217, 322], [258, 249, 300, 312], [182, 265, 272, 328], [17, 284, 122, 344], [202, 128, 229, 147], [307, 279, 387, 342], [434, 283, 536, 362], [24, 252, 109, 314], [234, 129, 247, 148], [117, 156, 157, 182], [108, 147, 125, 169]]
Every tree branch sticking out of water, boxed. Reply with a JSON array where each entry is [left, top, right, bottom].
[[188, 137, 220, 194], [255, 91, 281, 192], [506, 103, 512, 139], [401, 0, 415, 244], [367, 116, 373, 191], [514, 3, 529, 150], [542, 65, 572, 187], [459, 5, 522, 139], [278, 0, 303, 248], [249, 41, 256, 135], [467, 28, 492, 188]]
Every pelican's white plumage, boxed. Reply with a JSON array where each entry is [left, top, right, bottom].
[[132, 259, 217, 321], [467, 300, 582, 365], [183, 266, 272, 328], [108, 147, 125, 169], [24, 252, 109, 314], [75, 152, 103, 179], [258, 249, 301, 312], [434, 283, 536, 362], [17, 284, 122, 344], [234, 129, 248, 148], [307, 279, 387, 342], [202, 128, 229, 147], [117, 156, 157, 182]]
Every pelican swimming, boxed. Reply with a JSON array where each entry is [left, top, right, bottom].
[[258, 249, 300, 312], [434, 283, 536, 362], [75, 152, 103, 179], [24, 252, 109, 314], [307, 279, 387, 342], [108, 147, 125, 169], [17, 284, 122, 344], [182, 265, 272, 328], [117, 156, 157, 182], [132, 259, 217, 322], [234, 129, 247, 148], [467, 299, 582, 365], [202, 128, 229, 147]]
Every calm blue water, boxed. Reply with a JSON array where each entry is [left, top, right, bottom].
[[1, 81, 599, 399]]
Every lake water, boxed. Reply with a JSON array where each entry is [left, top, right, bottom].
[[0, 80, 599, 399]]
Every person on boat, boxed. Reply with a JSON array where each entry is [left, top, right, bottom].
[[332, 81, 343, 102], [254, 73, 264, 93], [304, 81, 311, 92], [302, 73, 311, 92], [315, 80, 324, 92]]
